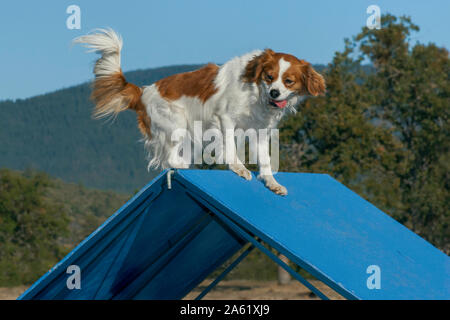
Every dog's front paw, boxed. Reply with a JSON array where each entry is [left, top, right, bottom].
[[267, 181, 288, 196], [259, 175, 288, 196], [230, 164, 252, 181]]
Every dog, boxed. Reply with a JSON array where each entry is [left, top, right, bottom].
[[75, 29, 325, 195]]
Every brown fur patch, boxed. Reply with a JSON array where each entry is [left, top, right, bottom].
[[91, 71, 152, 138], [135, 101, 151, 138], [242, 49, 278, 84], [155, 63, 219, 103]]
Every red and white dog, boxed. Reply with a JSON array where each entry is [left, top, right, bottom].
[[75, 29, 325, 195]]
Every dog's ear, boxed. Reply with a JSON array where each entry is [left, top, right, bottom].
[[302, 64, 326, 96], [242, 49, 274, 83]]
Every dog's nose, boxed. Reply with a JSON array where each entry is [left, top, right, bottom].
[[270, 89, 280, 99]]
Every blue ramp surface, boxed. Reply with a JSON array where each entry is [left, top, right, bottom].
[[19, 169, 449, 300]]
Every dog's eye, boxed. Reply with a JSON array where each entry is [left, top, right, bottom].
[[266, 74, 273, 81], [284, 78, 294, 85]]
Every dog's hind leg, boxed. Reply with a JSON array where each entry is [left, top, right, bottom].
[[166, 118, 191, 169], [167, 140, 191, 169]]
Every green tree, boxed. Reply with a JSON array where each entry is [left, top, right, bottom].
[[280, 14, 449, 252], [357, 15, 449, 249], [0, 169, 69, 286]]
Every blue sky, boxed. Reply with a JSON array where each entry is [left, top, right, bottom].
[[1, 0, 449, 100]]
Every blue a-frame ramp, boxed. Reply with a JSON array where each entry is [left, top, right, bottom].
[[19, 169, 449, 300]]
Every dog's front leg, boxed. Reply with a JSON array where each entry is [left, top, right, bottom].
[[220, 116, 252, 181], [257, 131, 287, 196]]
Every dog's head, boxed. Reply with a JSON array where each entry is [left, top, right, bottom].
[[242, 49, 326, 109]]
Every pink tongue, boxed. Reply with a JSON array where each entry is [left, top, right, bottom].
[[274, 100, 287, 108]]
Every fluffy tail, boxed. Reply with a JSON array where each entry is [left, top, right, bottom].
[[74, 29, 151, 137]]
